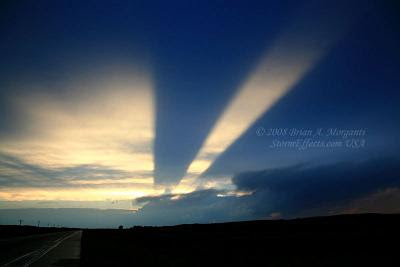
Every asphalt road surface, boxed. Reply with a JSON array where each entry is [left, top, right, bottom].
[[0, 231, 81, 267]]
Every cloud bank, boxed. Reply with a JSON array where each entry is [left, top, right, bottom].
[[131, 157, 400, 225], [2, 157, 399, 227]]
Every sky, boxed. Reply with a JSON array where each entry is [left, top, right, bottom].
[[0, 0, 399, 227]]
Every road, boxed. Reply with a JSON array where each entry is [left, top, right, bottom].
[[0, 231, 81, 267]]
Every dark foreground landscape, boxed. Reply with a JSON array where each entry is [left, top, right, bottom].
[[1, 213, 399, 266], [81, 213, 399, 267]]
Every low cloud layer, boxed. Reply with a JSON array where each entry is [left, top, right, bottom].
[[133, 189, 253, 225], [233, 157, 400, 217], [0, 152, 159, 202], [0, 152, 152, 188], [130, 157, 400, 225], [1, 157, 399, 227]]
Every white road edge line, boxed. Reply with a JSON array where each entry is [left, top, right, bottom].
[[2, 251, 36, 266], [23, 231, 78, 267]]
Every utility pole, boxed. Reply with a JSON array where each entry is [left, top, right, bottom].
[[37, 220, 40, 227], [18, 219, 23, 226]]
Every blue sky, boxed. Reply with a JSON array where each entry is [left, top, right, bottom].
[[0, 0, 399, 227]]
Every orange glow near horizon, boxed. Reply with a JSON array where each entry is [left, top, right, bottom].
[[0, 186, 163, 202]]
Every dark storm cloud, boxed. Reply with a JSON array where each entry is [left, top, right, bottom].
[[2, 158, 399, 227], [233, 157, 400, 216], [329, 188, 400, 215], [132, 189, 254, 225], [0, 152, 151, 188], [130, 158, 400, 225], [0, 0, 399, 227]]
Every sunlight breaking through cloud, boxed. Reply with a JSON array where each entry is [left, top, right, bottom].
[[181, 1, 358, 185], [0, 66, 158, 202]]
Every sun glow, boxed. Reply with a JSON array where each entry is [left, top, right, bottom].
[[0, 66, 158, 202]]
